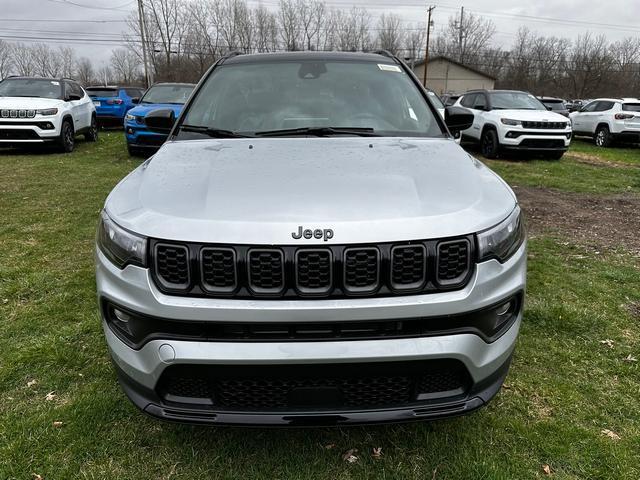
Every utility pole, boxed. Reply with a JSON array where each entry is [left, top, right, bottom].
[[422, 5, 435, 87], [458, 6, 464, 63], [137, 0, 152, 87]]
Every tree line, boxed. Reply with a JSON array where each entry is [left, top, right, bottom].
[[1, 0, 639, 99]]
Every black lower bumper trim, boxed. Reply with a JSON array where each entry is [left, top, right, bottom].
[[112, 355, 513, 426]]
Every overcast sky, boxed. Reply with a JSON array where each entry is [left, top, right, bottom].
[[5, 0, 640, 66]]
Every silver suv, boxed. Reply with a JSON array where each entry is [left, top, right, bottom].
[[96, 52, 527, 426]]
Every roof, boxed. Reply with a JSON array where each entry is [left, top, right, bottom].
[[86, 85, 143, 89], [222, 51, 399, 65], [412, 55, 496, 81], [151, 82, 196, 87]]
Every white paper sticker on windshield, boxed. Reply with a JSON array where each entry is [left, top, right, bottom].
[[51, 81, 60, 85], [378, 64, 401, 72]]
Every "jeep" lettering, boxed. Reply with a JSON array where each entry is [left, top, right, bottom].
[[291, 226, 334, 242]]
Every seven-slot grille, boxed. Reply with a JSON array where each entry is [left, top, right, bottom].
[[150, 237, 474, 299], [521, 120, 567, 130]]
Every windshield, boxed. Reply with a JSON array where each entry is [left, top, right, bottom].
[[427, 91, 445, 110], [490, 92, 546, 110], [0, 78, 62, 99], [622, 103, 640, 112], [141, 84, 193, 104], [542, 101, 566, 111], [86, 88, 117, 97], [180, 60, 442, 137]]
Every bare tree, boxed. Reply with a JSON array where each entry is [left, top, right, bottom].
[[0, 40, 13, 79], [110, 48, 141, 84], [299, 0, 326, 50], [278, 0, 301, 51], [31, 43, 60, 77], [254, 5, 279, 52], [435, 11, 496, 64], [10, 43, 35, 76], [376, 13, 404, 56], [58, 46, 76, 78], [404, 25, 426, 65], [75, 57, 94, 86]]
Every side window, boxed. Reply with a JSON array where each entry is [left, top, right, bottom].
[[582, 102, 598, 113], [473, 94, 487, 110], [125, 88, 142, 97], [460, 94, 476, 108], [71, 82, 84, 98], [596, 101, 614, 112]]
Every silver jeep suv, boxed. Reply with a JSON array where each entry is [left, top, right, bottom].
[[96, 51, 526, 426]]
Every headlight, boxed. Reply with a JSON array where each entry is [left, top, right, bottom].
[[500, 118, 522, 126], [477, 206, 526, 263], [125, 113, 135, 122], [97, 210, 147, 269], [36, 108, 58, 116]]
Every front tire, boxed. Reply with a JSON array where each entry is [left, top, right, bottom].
[[595, 126, 611, 147], [84, 116, 99, 142], [58, 119, 75, 153], [481, 129, 500, 159]]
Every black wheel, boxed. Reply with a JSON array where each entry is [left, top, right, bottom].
[[546, 151, 565, 160], [84, 116, 99, 142], [481, 129, 500, 159], [595, 126, 611, 147], [58, 119, 75, 153]]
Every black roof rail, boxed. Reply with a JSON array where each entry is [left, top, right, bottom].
[[218, 51, 244, 64], [370, 49, 396, 60]]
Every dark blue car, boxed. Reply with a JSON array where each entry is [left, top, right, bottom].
[[124, 82, 195, 156], [86, 86, 145, 127]]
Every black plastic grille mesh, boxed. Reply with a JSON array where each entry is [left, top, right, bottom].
[[296, 249, 332, 292], [522, 121, 567, 129], [344, 248, 379, 291], [437, 240, 470, 283], [248, 250, 284, 292], [391, 246, 426, 288], [201, 248, 236, 290], [158, 362, 470, 411], [155, 244, 190, 286]]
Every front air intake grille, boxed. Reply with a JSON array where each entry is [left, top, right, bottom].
[[248, 249, 285, 294], [436, 239, 471, 285], [343, 248, 379, 293], [522, 121, 567, 130], [154, 244, 190, 289], [157, 361, 471, 411], [391, 245, 426, 290], [201, 248, 236, 293], [295, 249, 332, 294], [149, 236, 474, 300]]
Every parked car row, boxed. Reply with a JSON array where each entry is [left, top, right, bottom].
[[0, 75, 194, 154]]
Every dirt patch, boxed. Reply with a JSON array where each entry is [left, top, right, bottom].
[[627, 302, 640, 320], [514, 186, 640, 254], [565, 152, 634, 169]]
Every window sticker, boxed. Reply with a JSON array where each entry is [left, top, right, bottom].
[[51, 81, 60, 85], [378, 64, 402, 73]]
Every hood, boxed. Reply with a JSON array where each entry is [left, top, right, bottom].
[[106, 137, 517, 244], [127, 103, 184, 117], [496, 109, 569, 122], [0, 97, 64, 109]]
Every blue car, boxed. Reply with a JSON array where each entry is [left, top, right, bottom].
[[86, 85, 145, 127], [124, 82, 195, 156]]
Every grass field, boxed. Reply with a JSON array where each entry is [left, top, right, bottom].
[[0, 133, 639, 479]]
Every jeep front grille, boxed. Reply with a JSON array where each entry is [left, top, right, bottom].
[[521, 121, 567, 129], [150, 236, 474, 299]]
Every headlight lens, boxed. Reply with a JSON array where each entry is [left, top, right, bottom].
[[477, 206, 526, 263], [125, 113, 135, 122], [36, 108, 58, 116], [97, 210, 147, 268], [500, 118, 522, 126]]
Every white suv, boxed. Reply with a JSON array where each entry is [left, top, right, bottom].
[[569, 98, 640, 147], [455, 89, 572, 160], [0, 76, 97, 152]]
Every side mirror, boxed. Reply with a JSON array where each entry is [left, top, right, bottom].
[[445, 106, 474, 134], [68, 93, 82, 101], [131, 97, 140, 104], [145, 109, 175, 134], [546, 105, 553, 111]]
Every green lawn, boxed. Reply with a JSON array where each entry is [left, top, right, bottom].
[[0, 134, 639, 479]]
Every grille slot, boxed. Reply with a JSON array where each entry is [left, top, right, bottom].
[[157, 361, 471, 411], [295, 249, 332, 295], [343, 247, 380, 294], [201, 248, 237, 293], [522, 120, 566, 130], [391, 245, 426, 290], [436, 239, 470, 285], [248, 249, 285, 295], [155, 244, 190, 289]]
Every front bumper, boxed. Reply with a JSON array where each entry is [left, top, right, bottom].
[[96, 241, 527, 425], [501, 129, 571, 151], [125, 123, 167, 148], [0, 118, 60, 143]]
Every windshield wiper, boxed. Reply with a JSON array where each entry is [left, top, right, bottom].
[[254, 126, 380, 137], [180, 125, 251, 138]]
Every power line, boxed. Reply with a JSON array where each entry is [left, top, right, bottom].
[[44, 0, 135, 11]]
